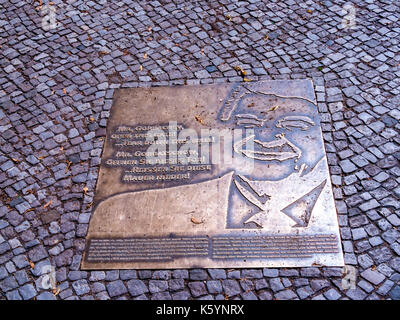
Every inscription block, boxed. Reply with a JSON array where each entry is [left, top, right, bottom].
[[82, 80, 344, 269]]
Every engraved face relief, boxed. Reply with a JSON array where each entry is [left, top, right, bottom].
[[219, 82, 328, 231], [83, 81, 344, 269]]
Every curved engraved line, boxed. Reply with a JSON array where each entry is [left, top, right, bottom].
[[245, 87, 317, 106], [234, 175, 268, 211], [281, 179, 327, 228], [235, 113, 262, 120], [277, 115, 315, 124], [236, 119, 263, 127], [233, 134, 302, 162], [276, 115, 315, 130], [220, 84, 250, 121], [92, 170, 235, 213], [242, 150, 300, 161]]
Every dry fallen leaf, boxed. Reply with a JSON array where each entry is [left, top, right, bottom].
[[29, 260, 35, 269], [43, 200, 52, 209], [243, 78, 251, 82], [269, 105, 279, 111], [371, 265, 377, 271], [139, 65, 143, 71], [83, 186, 88, 194], [12, 158, 20, 163], [191, 217, 203, 224], [65, 160, 72, 173], [143, 53, 148, 59], [195, 115, 205, 125], [52, 287, 60, 296], [234, 65, 247, 76], [63, 88, 67, 94], [86, 202, 93, 209]]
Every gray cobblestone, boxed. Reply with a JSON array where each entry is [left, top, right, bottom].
[[0, 0, 399, 301]]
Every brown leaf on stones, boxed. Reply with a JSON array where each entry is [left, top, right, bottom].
[[83, 186, 88, 194], [86, 202, 93, 209], [65, 160, 72, 173], [29, 260, 35, 269], [35, 0, 42, 10], [312, 262, 323, 267], [43, 200, 52, 209], [191, 217, 203, 224], [234, 65, 247, 76], [12, 158, 20, 163], [53, 287, 60, 296], [371, 265, 376, 271]]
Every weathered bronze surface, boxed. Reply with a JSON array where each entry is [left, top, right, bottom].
[[82, 80, 344, 269]]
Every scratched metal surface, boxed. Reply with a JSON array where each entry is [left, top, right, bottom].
[[82, 80, 344, 269]]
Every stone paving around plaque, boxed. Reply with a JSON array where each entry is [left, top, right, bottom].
[[0, 0, 399, 300]]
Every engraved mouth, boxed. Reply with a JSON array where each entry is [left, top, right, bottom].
[[234, 134, 302, 162]]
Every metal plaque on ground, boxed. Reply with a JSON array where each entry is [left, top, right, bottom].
[[82, 80, 344, 269]]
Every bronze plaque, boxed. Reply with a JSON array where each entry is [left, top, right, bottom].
[[82, 80, 344, 269]]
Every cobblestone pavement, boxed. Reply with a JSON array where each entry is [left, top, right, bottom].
[[0, 0, 399, 300]]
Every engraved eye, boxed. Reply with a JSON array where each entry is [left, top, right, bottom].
[[235, 113, 266, 128]]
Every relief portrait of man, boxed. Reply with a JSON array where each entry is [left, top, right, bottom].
[[87, 80, 333, 238]]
